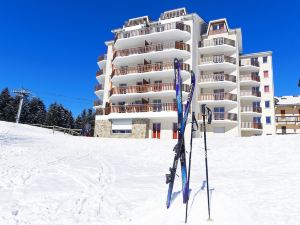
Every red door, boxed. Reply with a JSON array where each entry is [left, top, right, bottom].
[[152, 123, 161, 139], [173, 123, 178, 139]]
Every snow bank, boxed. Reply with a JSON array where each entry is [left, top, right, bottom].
[[0, 121, 299, 225]]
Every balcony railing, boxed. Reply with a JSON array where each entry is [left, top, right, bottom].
[[111, 83, 190, 95], [240, 59, 260, 67], [96, 108, 111, 116], [240, 74, 260, 82], [198, 112, 237, 121], [96, 70, 104, 77], [241, 122, 263, 129], [112, 61, 190, 78], [209, 28, 227, 35], [98, 54, 107, 62], [115, 22, 191, 41], [199, 74, 236, 83], [199, 55, 236, 65], [241, 106, 262, 113], [111, 103, 177, 113], [199, 37, 235, 48], [240, 90, 261, 97], [94, 100, 103, 107], [113, 41, 190, 59], [198, 92, 237, 101], [95, 84, 104, 91], [276, 116, 300, 123]]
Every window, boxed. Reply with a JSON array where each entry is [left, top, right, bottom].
[[253, 102, 260, 108], [253, 117, 261, 123], [263, 71, 269, 78], [263, 56, 268, 63], [212, 23, 224, 31], [214, 107, 225, 120], [265, 101, 270, 108], [266, 116, 271, 124], [264, 85, 270, 93]]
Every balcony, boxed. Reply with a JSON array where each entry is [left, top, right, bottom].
[[96, 69, 105, 82], [96, 108, 111, 116], [240, 90, 261, 100], [241, 122, 263, 130], [97, 54, 107, 68], [241, 106, 262, 116], [111, 61, 190, 83], [198, 55, 236, 71], [198, 112, 237, 123], [240, 74, 260, 86], [198, 92, 237, 106], [93, 100, 103, 109], [113, 41, 190, 65], [110, 83, 190, 101], [198, 74, 236, 88], [114, 22, 191, 49], [95, 84, 104, 97], [276, 116, 300, 125], [240, 59, 260, 72], [198, 37, 236, 54]]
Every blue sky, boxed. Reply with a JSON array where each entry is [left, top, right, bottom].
[[0, 0, 299, 116]]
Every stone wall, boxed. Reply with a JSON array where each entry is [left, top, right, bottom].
[[132, 119, 150, 138], [94, 120, 112, 137]]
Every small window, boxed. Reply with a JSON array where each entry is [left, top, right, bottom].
[[263, 71, 269, 78], [263, 56, 268, 63], [266, 116, 271, 124], [265, 101, 270, 108], [264, 85, 270, 92]]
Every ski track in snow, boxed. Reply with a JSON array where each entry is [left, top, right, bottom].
[[0, 121, 300, 225]]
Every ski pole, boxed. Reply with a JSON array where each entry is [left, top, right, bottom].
[[185, 112, 198, 223], [201, 104, 212, 220]]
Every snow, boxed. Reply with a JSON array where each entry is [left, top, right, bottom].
[[0, 121, 299, 225], [275, 95, 300, 105]]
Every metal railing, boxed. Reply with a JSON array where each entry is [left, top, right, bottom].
[[199, 37, 235, 48], [198, 93, 237, 101], [241, 122, 263, 129], [115, 22, 191, 41], [111, 83, 190, 95], [94, 100, 103, 107], [276, 116, 300, 123], [199, 74, 236, 83], [240, 74, 260, 82], [95, 84, 104, 91], [113, 41, 190, 59], [198, 112, 237, 121], [96, 70, 104, 77], [241, 106, 262, 113], [240, 90, 261, 97], [112, 61, 190, 78], [98, 54, 107, 62], [111, 103, 177, 113], [31, 124, 81, 136], [199, 55, 236, 65], [240, 59, 260, 67]]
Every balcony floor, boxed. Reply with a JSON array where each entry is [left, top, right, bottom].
[[240, 80, 260, 86], [113, 48, 190, 67], [111, 70, 190, 84], [197, 99, 238, 107], [198, 45, 236, 55], [240, 96, 261, 101], [114, 29, 191, 50], [97, 60, 107, 69], [198, 62, 236, 71], [109, 90, 188, 102], [198, 80, 236, 88], [107, 111, 178, 119], [239, 65, 260, 72], [95, 90, 104, 98]]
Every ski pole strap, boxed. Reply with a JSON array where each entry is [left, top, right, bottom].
[[191, 112, 198, 131]]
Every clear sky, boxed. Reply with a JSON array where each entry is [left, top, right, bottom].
[[0, 0, 299, 116]]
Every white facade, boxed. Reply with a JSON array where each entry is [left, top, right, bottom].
[[94, 8, 276, 139]]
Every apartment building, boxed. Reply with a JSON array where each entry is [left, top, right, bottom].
[[275, 96, 300, 134], [94, 8, 276, 139]]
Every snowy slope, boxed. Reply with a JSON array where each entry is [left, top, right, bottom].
[[0, 121, 299, 225]]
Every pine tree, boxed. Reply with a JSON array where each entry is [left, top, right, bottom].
[[0, 88, 15, 122], [27, 97, 47, 124], [46, 103, 74, 128]]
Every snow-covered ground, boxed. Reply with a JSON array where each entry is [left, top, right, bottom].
[[0, 121, 299, 225]]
